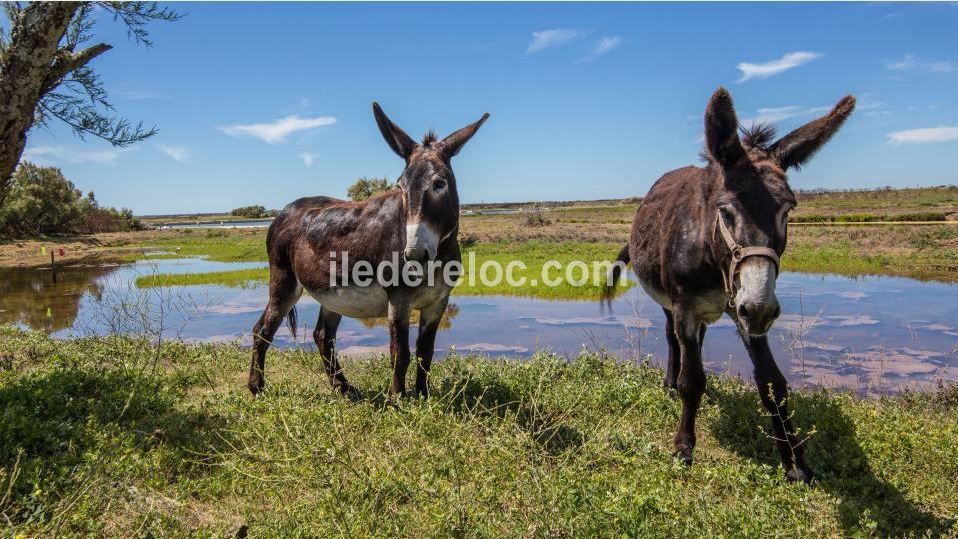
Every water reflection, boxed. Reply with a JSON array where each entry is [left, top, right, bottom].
[[0, 264, 119, 332], [2, 259, 957, 395]]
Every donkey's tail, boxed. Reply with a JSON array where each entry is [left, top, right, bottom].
[[287, 306, 298, 341], [601, 244, 630, 310]]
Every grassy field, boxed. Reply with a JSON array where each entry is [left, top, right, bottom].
[[134, 240, 634, 299], [3, 186, 958, 289], [0, 327, 955, 536]]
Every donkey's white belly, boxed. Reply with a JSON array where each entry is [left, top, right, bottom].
[[306, 282, 452, 319], [307, 285, 389, 318], [639, 278, 726, 324]]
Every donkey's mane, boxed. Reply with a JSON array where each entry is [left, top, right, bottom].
[[421, 130, 439, 146], [740, 122, 777, 152], [699, 122, 778, 163]]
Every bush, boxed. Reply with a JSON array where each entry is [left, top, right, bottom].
[[0, 162, 140, 237], [524, 203, 552, 227], [230, 205, 269, 219], [347, 177, 391, 201]]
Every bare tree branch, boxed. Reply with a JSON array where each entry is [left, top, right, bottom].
[[43, 43, 112, 94]]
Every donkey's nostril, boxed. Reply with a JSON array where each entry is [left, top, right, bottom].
[[737, 304, 750, 319], [771, 304, 781, 320]]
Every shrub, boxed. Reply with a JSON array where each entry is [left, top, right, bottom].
[[0, 163, 140, 236], [230, 205, 269, 219], [347, 177, 391, 201]]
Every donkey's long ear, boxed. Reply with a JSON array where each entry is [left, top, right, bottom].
[[373, 102, 417, 159], [439, 113, 490, 158], [772, 95, 855, 170], [705, 87, 746, 167]]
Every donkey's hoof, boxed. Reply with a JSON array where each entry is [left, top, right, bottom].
[[247, 377, 264, 396], [674, 444, 694, 467], [337, 383, 362, 401], [785, 465, 814, 484]]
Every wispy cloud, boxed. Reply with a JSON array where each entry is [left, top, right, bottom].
[[527, 28, 586, 53], [219, 115, 337, 144], [299, 151, 316, 167], [578, 36, 622, 62], [22, 145, 128, 165], [158, 145, 189, 162], [885, 54, 957, 74], [740, 105, 830, 126], [736, 51, 823, 82], [887, 127, 958, 144]]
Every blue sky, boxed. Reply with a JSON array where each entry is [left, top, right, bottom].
[[18, 2, 958, 215]]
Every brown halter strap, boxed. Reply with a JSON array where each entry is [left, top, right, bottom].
[[715, 213, 781, 306]]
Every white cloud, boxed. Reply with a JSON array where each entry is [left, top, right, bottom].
[[158, 145, 189, 162], [740, 105, 830, 126], [299, 151, 316, 167], [219, 115, 337, 144], [887, 127, 958, 144], [527, 28, 585, 53], [736, 51, 823, 82], [578, 36, 623, 62], [22, 145, 127, 165], [885, 54, 957, 74], [593, 36, 622, 56]]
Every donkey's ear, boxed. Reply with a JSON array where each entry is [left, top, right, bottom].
[[772, 95, 855, 170], [373, 102, 417, 159], [439, 113, 490, 158], [705, 87, 747, 167]]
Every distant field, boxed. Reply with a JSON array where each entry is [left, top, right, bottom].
[[3, 186, 958, 284]]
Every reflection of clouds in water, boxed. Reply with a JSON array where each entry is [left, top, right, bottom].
[[339, 345, 389, 357], [801, 340, 846, 353], [910, 321, 958, 337], [826, 315, 880, 327], [451, 343, 529, 353], [202, 303, 263, 315], [774, 313, 825, 333], [533, 315, 653, 329], [835, 291, 868, 300], [792, 343, 949, 391]]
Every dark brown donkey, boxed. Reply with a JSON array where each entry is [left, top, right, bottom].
[[248, 103, 488, 398], [606, 87, 854, 482]]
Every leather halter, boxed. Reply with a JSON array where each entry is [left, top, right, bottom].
[[715, 213, 781, 305]]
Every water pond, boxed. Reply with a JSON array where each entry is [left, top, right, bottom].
[[3, 258, 957, 395]]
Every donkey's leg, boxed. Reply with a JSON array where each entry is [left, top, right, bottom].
[[313, 307, 360, 398], [248, 269, 301, 395], [663, 308, 680, 391], [387, 299, 412, 397], [672, 307, 706, 465], [414, 295, 449, 399], [740, 333, 814, 483]]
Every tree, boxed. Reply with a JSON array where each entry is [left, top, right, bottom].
[[4, 162, 83, 235], [347, 177, 392, 201], [1, 161, 140, 236], [230, 205, 269, 219], [0, 2, 180, 206]]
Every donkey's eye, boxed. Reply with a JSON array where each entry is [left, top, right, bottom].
[[432, 179, 446, 190], [719, 207, 735, 227]]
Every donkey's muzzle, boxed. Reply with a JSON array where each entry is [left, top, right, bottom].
[[403, 246, 427, 262], [736, 296, 781, 336], [405, 222, 439, 262]]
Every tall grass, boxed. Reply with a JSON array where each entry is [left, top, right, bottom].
[[0, 327, 955, 536]]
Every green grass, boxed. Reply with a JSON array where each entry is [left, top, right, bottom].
[[134, 241, 633, 300], [0, 327, 955, 536], [124, 229, 268, 263]]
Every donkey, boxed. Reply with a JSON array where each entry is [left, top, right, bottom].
[[248, 103, 488, 398], [605, 87, 854, 482]]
